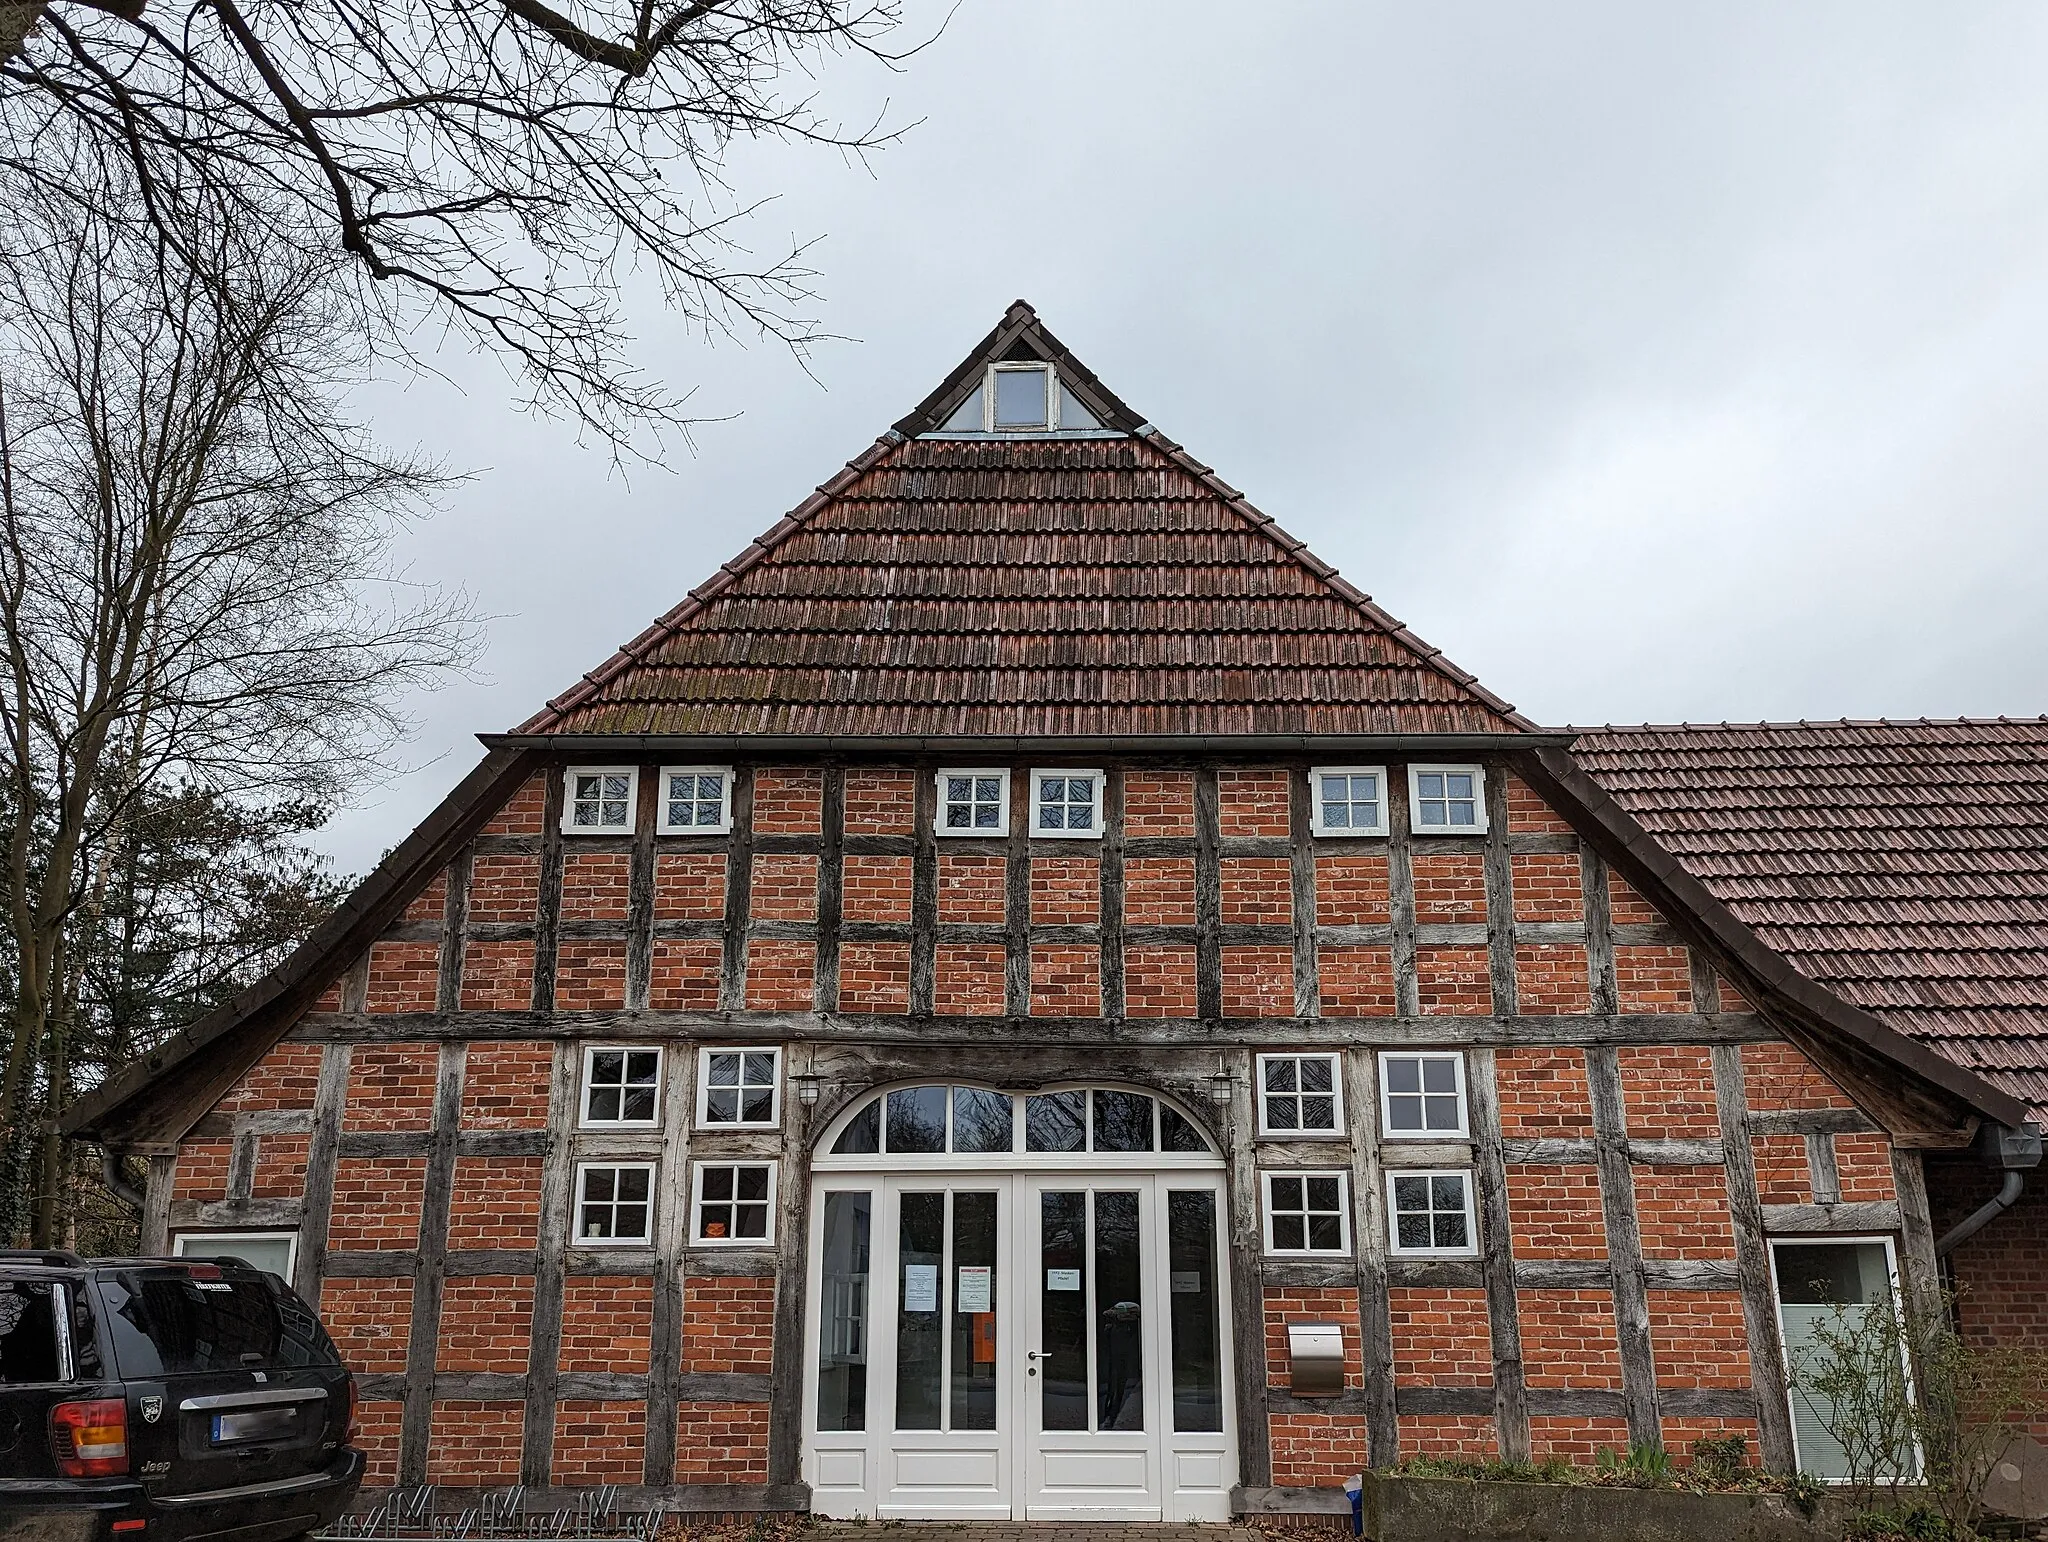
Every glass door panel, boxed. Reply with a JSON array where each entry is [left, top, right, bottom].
[[816, 1191, 872, 1432], [1167, 1189, 1222, 1433], [951, 1191, 1000, 1429], [1038, 1190, 1089, 1430], [896, 1192, 946, 1429], [1094, 1191, 1144, 1430]]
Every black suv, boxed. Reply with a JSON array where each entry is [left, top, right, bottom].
[[0, 1250, 363, 1542]]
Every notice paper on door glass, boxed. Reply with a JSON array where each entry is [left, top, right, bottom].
[[903, 1264, 939, 1313], [957, 1266, 992, 1313], [1046, 1268, 1082, 1292]]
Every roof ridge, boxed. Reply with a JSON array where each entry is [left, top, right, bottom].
[[1136, 429, 1537, 732], [1568, 717, 2048, 734], [513, 433, 909, 734]]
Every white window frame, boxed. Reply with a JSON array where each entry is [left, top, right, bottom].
[[1256, 1051, 1346, 1137], [562, 765, 638, 834], [1767, 1233, 1921, 1483], [172, 1230, 299, 1279], [1407, 764, 1487, 835], [690, 1160, 778, 1247], [986, 361, 1055, 431], [573, 1160, 657, 1248], [656, 764, 733, 835], [1385, 1168, 1480, 1258], [579, 1044, 664, 1130], [1309, 765, 1390, 837], [1260, 1170, 1352, 1256], [934, 768, 1010, 837], [1029, 768, 1104, 841], [696, 1046, 782, 1130], [1377, 1051, 1470, 1139]]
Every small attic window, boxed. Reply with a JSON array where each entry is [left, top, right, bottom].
[[993, 363, 1051, 429]]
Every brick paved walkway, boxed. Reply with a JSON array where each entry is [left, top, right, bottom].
[[813, 1526, 1271, 1541]]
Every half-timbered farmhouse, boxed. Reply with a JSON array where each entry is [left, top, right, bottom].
[[65, 304, 2045, 1522]]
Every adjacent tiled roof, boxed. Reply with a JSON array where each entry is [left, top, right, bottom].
[[1573, 720, 2048, 1123], [520, 306, 1531, 737]]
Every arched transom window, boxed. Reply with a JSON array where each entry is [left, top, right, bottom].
[[822, 1084, 1216, 1162]]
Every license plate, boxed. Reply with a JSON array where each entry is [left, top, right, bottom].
[[211, 1407, 298, 1444]]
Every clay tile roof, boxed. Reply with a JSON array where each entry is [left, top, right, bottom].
[[1571, 718, 2048, 1123], [517, 303, 1532, 740]]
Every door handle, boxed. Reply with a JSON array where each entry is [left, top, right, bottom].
[[1025, 1350, 1049, 1361]]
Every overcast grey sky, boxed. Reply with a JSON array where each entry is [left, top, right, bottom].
[[330, 1, 2048, 872]]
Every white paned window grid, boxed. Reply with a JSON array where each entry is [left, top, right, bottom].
[[698, 1047, 781, 1128], [1409, 765, 1486, 834], [581, 1046, 662, 1128], [1379, 1052, 1469, 1138], [563, 767, 637, 833], [575, 1162, 655, 1245], [937, 769, 1009, 836], [1310, 766, 1389, 836], [693, 1162, 776, 1245], [1031, 769, 1103, 839], [1257, 1052, 1343, 1135], [1386, 1170, 1478, 1257], [1262, 1171, 1350, 1255], [658, 765, 732, 834]]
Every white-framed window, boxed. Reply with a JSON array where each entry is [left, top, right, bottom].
[[936, 769, 1009, 836], [698, 1047, 781, 1128], [581, 1045, 662, 1128], [1257, 1052, 1344, 1135], [692, 1162, 776, 1246], [563, 766, 637, 833], [658, 765, 732, 834], [1030, 768, 1103, 839], [172, 1230, 297, 1280], [1386, 1169, 1478, 1257], [1771, 1235, 1919, 1482], [574, 1162, 655, 1246], [1310, 766, 1389, 837], [1379, 1052, 1469, 1138], [1408, 765, 1486, 834], [1262, 1171, 1350, 1255], [940, 363, 1106, 433]]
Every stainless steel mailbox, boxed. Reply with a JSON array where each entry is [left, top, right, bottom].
[[1287, 1321, 1347, 1397]]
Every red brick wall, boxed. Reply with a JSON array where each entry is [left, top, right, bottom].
[[354, 1401, 404, 1485], [1124, 857, 1196, 924], [1633, 1166, 1736, 1259], [933, 943, 1004, 1014], [1615, 946, 1693, 1014], [427, 1402, 523, 1484], [1516, 944, 1591, 1013], [674, 1402, 768, 1482], [1221, 946, 1293, 1017], [649, 939, 720, 1010], [750, 854, 818, 921], [482, 774, 545, 835], [320, 1278, 413, 1374], [654, 852, 726, 918], [844, 769, 914, 833], [1220, 857, 1291, 924], [329, 1157, 424, 1250], [1617, 1046, 1720, 1137], [1218, 769, 1290, 836], [461, 939, 535, 1010], [842, 855, 911, 922], [751, 769, 822, 833], [1510, 852, 1581, 922], [1520, 1289, 1623, 1390], [556, 941, 627, 1010], [461, 1044, 552, 1128], [1507, 1166, 1607, 1258], [1269, 1411, 1368, 1485], [172, 1141, 229, 1201], [1928, 1159, 2048, 1437], [1833, 1133, 1896, 1202], [1315, 854, 1389, 925], [469, 854, 539, 922], [220, 1044, 323, 1112], [254, 1136, 309, 1198], [1742, 1041, 1857, 1111], [1505, 773, 1573, 834], [1400, 1414, 1495, 1459], [438, 1276, 535, 1373], [560, 1276, 652, 1373], [448, 1156, 542, 1249], [937, 852, 1005, 922], [1031, 944, 1100, 1015], [1124, 771, 1194, 834], [1415, 946, 1490, 1015], [344, 1045, 438, 1130], [552, 1401, 645, 1484], [1648, 1294, 1751, 1391], [682, 1276, 776, 1372], [1607, 872, 1662, 926], [401, 872, 448, 925], [840, 941, 911, 1012], [559, 852, 630, 920], [1752, 1134, 1811, 1206], [1319, 947, 1395, 1015], [1389, 1287, 1491, 1387], [364, 942, 439, 1015], [1496, 1049, 1594, 1137], [1125, 944, 1198, 1017], [1528, 1414, 1633, 1463], [1412, 852, 1486, 923], [743, 939, 814, 1010], [1031, 857, 1099, 924]]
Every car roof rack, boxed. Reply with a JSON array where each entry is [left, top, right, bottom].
[[0, 1248, 85, 1267]]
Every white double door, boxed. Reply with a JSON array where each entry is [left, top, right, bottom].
[[806, 1170, 1232, 1521]]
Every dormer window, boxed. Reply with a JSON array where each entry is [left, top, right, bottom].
[[992, 363, 1052, 429], [938, 363, 1106, 434]]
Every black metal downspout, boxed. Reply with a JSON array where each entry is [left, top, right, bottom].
[[1934, 1169, 2024, 1258], [100, 1145, 146, 1212], [1934, 1121, 2042, 1258]]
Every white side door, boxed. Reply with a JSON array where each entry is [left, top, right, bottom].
[[1019, 1179, 1162, 1519]]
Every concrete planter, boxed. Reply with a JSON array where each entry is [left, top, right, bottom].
[[1357, 1472, 1836, 1542]]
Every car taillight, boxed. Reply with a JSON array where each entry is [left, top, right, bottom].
[[342, 1375, 358, 1444], [52, 1398, 129, 1477]]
